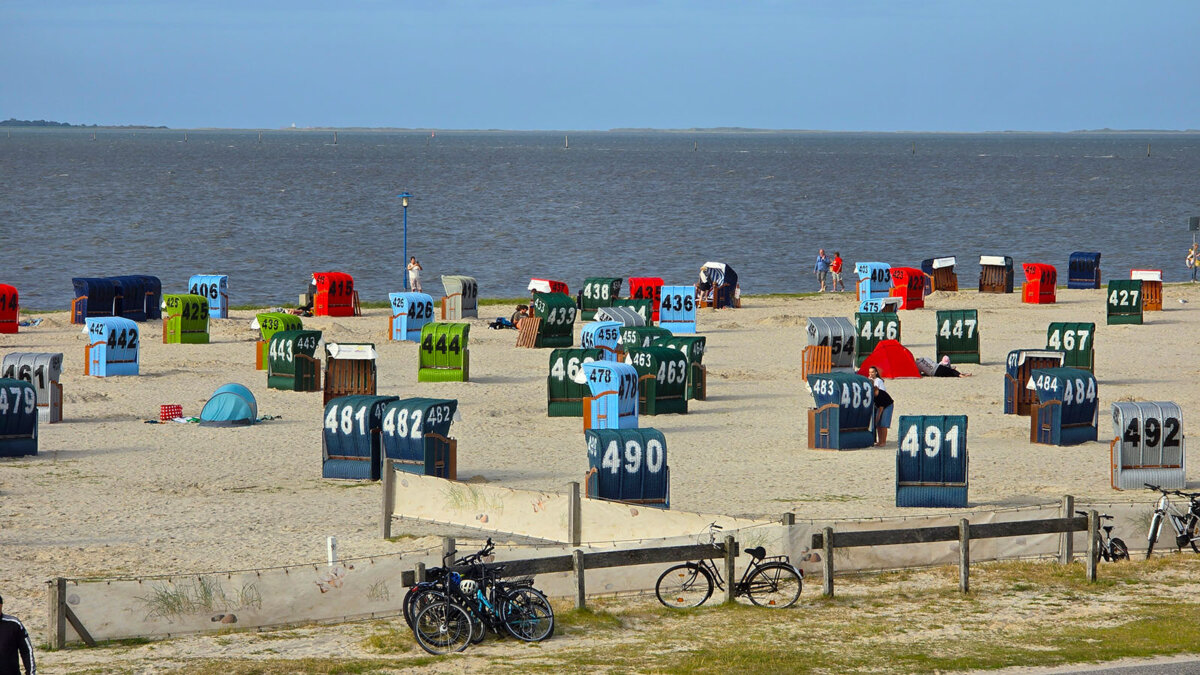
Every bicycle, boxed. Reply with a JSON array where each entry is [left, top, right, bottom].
[[409, 577, 474, 655], [655, 523, 803, 609], [1145, 484, 1200, 559], [453, 540, 554, 643], [406, 539, 554, 652], [1075, 510, 1129, 562]]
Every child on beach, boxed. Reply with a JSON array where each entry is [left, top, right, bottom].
[[1188, 244, 1198, 282], [830, 252, 845, 292]]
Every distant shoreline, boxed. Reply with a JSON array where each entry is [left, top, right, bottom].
[[4, 119, 1198, 134]]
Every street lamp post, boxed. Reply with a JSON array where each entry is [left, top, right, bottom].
[[398, 192, 413, 290]]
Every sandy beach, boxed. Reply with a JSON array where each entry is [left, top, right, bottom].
[[2, 283, 1198, 663]]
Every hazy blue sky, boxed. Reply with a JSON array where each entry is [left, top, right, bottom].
[[3, 1, 1197, 131]]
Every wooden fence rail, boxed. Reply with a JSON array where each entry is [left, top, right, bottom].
[[811, 511, 1099, 596], [399, 536, 740, 609]]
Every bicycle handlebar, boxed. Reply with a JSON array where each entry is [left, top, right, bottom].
[[453, 537, 496, 566], [1172, 490, 1200, 500], [1075, 510, 1114, 520]]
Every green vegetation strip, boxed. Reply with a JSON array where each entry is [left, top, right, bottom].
[[45, 556, 1200, 674]]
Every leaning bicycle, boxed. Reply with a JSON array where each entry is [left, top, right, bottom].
[[1076, 510, 1129, 562], [656, 523, 803, 609], [1145, 484, 1200, 559]]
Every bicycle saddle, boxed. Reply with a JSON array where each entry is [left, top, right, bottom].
[[744, 546, 766, 561]]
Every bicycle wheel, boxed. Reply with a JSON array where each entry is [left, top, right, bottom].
[[1110, 538, 1130, 561], [403, 587, 442, 629], [1186, 520, 1200, 553], [467, 609, 486, 644], [656, 563, 714, 609], [412, 601, 472, 655], [500, 587, 555, 642], [745, 562, 802, 608], [1147, 513, 1162, 559]]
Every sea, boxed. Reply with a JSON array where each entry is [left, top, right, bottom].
[[2, 128, 1197, 311]]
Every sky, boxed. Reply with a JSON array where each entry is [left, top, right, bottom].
[[2, 0, 1197, 131]]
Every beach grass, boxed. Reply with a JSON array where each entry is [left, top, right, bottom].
[[44, 554, 1200, 673]]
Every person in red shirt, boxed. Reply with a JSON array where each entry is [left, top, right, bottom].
[[830, 252, 845, 292]]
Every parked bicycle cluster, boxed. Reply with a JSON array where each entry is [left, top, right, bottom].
[[402, 539, 555, 654]]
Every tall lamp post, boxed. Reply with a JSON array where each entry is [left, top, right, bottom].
[[398, 192, 413, 289]]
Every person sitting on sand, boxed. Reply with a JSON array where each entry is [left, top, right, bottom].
[[933, 355, 972, 377]]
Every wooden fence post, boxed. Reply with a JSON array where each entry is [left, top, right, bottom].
[[959, 518, 970, 593], [573, 549, 586, 609], [723, 535, 736, 604], [415, 562, 426, 583], [822, 527, 834, 597], [442, 537, 456, 566], [380, 459, 395, 539], [47, 577, 65, 650], [568, 481, 582, 546], [1060, 494, 1074, 564], [1086, 510, 1098, 582]]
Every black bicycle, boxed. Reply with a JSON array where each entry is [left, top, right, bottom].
[[1076, 510, 1129, 562], [656, 523, 803, 609]]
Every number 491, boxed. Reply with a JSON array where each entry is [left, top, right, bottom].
[[901, 424, 960, 459]]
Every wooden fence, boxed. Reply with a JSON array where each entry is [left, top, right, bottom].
[[399, 535, 739, 609], [811, 509, 1099, 596]]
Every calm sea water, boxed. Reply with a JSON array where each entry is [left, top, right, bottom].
[[2, 129, 1196, 310]]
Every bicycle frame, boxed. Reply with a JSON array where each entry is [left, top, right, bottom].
[[693, 548, 794, 595]]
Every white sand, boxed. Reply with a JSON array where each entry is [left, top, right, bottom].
[[1, 284, 1197, 651]]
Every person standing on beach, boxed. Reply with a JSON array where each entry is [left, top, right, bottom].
[[0, 595, 35, 675], [814, 249, 830, 292], [1187, 243, 1199, 282], [407, 256, 423, 293], [830, 252, 845, 292], [868, 366, 894, 447]]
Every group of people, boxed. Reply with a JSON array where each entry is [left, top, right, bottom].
[[1188, 243, 1199, 282], [813, 249, 845, 293]]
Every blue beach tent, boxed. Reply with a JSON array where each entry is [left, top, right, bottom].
[[199, 383, 259, 426]]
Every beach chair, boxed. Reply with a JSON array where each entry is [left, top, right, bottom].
[[801, 345, 833, 381]]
